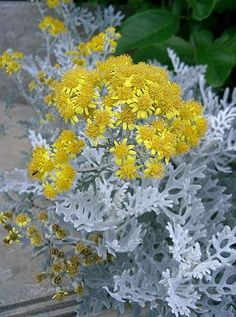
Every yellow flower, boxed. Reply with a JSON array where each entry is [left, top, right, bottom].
[[15, 213, 31, 227], [30, 233, 43, 246], [144, 158, 165, 178], [60, 164, 76, 179], [53, 68, 98, 124], [66, 139, 85, 157], [4, 211, 13, 220], [115, 157, 139, 180], [74, 282, 84, 296], [36, 272, 47, 283], [43, 183, 57, 199], [145, 132, 176, 161], [195, 117, 208, 137], [3, 227, 21, 245], [28, 80, 38, 91], [136, 125, 155, 145], [52, 224, 68, 239], [44, 94, 54, 106], [110, 139, 136, 165], [38, 211, 49, 223], [55, 175, 73, 193], [85, 120, 105, 144], [130, 91, 155, 119], [47, 0, 60, 8], [93, 108, 114, 128], [28, 146, 54, 180], [54, 150, 69, 164], [179, 101, 203, 120], [52, 289, 68, 301], [27, 225, 38, 236], [55, 130, 76, 144], [0, 212, 7, 224], [115, 106, 136, 130]]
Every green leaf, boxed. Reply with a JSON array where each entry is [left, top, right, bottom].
[[116, 10, 179, 53], [134, 36, 194, 65], [194, 43, 235, 87], [172, 0, 186, 15], [215, 0, 236, 12], [215, 27, 236, 60], [191, 28, 213, 46], [187, 0, 216, 21]]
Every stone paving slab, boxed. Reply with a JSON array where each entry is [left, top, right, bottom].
[[0, 2, 43, 103]]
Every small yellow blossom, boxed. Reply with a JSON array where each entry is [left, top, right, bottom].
[[130, 91, 155, 119], [0, 212, 7, 224], [43, 183, 57, 199], [115, 106, 136, 130], [27, 225, 38, 236], [35, 272, 47, 283], [4, 211, 13, 221], [47, 0, 60, 8], [85, 120, 105, 144], [15, 213, 31, 227], [136, 125, 155, 145], [110, 139, 136, 165], [115, 157, 139, 180], [3, 227, 21, 245], [52, 289, 68, 301], [30, 233, 43, 246], [55, 174, 73, 193], [44, 94, 54, 106], [36, 272, 47, 283], [39, 16, 67, 36], [144, 159, 165, 178], [38, 211, 49, 223], [52, 224, 68, 240], [28, 80, 38, 91], [93, 108, 114, 128], [74, 282, 84, 296]]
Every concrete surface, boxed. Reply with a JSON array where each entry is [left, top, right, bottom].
[[0, 2, 43, 103]]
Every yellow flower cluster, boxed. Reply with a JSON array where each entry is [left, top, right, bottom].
[[28, 130, 85, 199], [47, 0, 72, 9], [0, 50, 24, 75], [0, 210, 46, 246], [66, 28, 121, 67], [39, 16, 68, 36], [53, 55, 207, 180]]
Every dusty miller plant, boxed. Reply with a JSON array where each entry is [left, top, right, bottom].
[[0, 1, 236, 316]]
